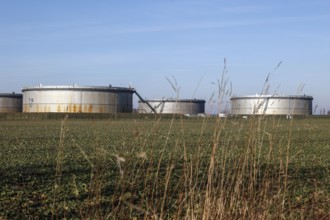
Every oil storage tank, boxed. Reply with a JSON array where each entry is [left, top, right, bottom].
[[0, 93, 23, 112], [138, 99, 205, 114], [22, 85, 134, 113], [231, 95, 313, 115]]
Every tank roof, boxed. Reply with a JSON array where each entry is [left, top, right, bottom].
[[22, 84, 135, 93], [138, 99, 206, 103], [230, 94, 313, 100], [0, 93, 23, 98]]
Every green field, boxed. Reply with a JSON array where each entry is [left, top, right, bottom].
[[0, 116, 329, 219]]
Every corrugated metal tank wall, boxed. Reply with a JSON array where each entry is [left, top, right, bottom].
[[0, 93, 23, 112], [231, 95, 313, 115], [138, 99, 205, 114], [22, 85, 134, 113]]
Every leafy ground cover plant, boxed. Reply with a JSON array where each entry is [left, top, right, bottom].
[[0, 116, 329, 219]]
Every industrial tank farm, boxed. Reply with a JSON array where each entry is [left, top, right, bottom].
[[0, 93, 23, 112], [138, 99, 205, 114], [22, 85, 134, 113], [230, 95, 313, 115]]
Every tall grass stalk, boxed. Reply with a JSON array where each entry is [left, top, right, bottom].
[[52, 114, 68, 219]]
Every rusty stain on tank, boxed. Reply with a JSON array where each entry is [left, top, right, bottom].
[[88, 104, 93, 113], [57, 104, 61, 113], [73, 104, 77, 113]]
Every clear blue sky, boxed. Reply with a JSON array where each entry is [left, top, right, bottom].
[[1, 0, 329, 114]]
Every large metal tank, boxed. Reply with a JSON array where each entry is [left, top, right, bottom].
[[138, 99, 205, 114], [230, 95, 313, 115], [0, 93, 23, 112], [22, 85, 134, 113]]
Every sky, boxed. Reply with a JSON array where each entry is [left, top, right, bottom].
[[1, 0, 329, 114]]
